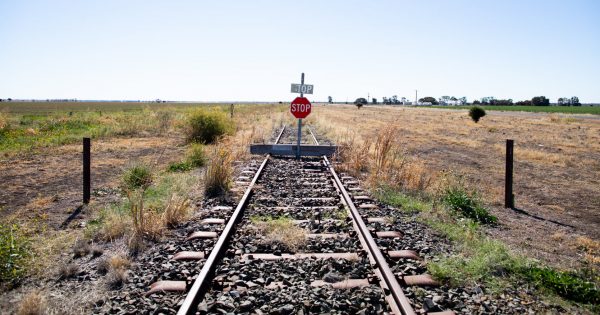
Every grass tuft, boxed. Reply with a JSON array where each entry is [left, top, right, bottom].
[[58, 263, 79, 280], [72, 239, 90, 258], [162, 195, 190, 228], [204, 144, 233, 197], [121, 164, 153, 191], [16, 290, 47, 315]]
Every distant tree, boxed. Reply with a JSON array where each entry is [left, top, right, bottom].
[[489, 99, 513, 106], [469, 106, 486, 123], [372, 98, 377, 104], [0, 99, 3, 102], [531, 96, 550, 106], [391, 95, 398, 104], [459, 97, 467, 105], [7, 98, 12, 102], [473, 100, 481, 105], [515, 100, 532, 106], [570, 96, 581, 106], [354, 97, 367, 109], [418, 96, 438, 105], [328, 96, 333, 104]]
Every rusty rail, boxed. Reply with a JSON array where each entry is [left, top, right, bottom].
[[308, 127, 416, 315], [176, 126, 285, 315]]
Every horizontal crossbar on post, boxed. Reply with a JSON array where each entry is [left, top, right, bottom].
[[250, 144, 337, 157]]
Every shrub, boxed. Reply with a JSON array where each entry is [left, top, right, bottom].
[[121, 164, 153, 191], [186, 109, 233, 144], [0, 223, 30, 283], [469, 106, 486, 123], [186, 143, 207, 167], [442, 187, 497, 224]]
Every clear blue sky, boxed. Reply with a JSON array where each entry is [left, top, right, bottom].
[[1, 0, 599, 102]]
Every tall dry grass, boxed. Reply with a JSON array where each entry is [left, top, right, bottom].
[[204, 141, 233, 197], [333, 124, 433, 194], [127, 191, 164, 241]]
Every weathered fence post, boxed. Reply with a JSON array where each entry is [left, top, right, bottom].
[[505, 139, 514, 208], [230, 104, 234, 119], [83, 137, 91, 204]]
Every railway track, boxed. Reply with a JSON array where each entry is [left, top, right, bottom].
[[99, 125, 456, 314]]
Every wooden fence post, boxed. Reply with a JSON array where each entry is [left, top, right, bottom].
[[83, 138, 91, 204], [505, 139, 514, 208]]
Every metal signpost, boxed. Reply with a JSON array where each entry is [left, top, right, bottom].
[[290, 73, 313, 159]]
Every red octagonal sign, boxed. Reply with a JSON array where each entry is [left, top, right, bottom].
[[290, 97, 311, 119]]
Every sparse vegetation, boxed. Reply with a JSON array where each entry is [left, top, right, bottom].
[[187, 108, 233, 144], [167, 143, 206, 172], [251, 216, 306, 252], [0, 223, 30, 284], [468, 106, 486, 123]]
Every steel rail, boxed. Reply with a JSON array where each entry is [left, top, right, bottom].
[[307, 127, 416, 315], [177, 126, 285, 315]]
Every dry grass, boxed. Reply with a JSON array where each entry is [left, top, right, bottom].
[[204, 142, 233, 197], [253, 217, 306, 252], [332, 124, 433, 194], [97, 211, 131, 242], [575, 236, 600, 266], [16, 290, 47, 315], [72, 239, 90, 258], [57, 263, 79, 280], [128, 191, 164, 241], [162, 194, 190, 228], [105, 254, 130, 289]]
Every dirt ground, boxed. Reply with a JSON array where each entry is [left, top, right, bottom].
[[310, 104, 600, 271], [0, 135, 186, 229]]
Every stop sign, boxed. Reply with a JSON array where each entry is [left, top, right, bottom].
[[290, 97, 311, 119]]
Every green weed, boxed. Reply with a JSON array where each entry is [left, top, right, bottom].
[[121, 164, 153, 191], [0, 223, 31, 284], [442, 186, 497, 224], [167, 161, 193, 172]]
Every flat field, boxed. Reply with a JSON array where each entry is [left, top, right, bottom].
[[309, 104, 600, 270], [429, 104, 600, 115]]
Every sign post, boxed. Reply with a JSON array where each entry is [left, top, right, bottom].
[[297, 73, 304, 159], [290, 73, 313, 159]]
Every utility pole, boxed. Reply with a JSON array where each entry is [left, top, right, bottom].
[[415, 90, 418, 105]]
